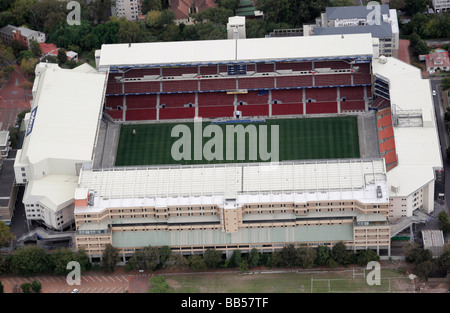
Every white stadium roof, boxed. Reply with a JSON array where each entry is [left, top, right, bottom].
[[75, 159, 388, 213], [372, 57, 442, 197], [97, 34, 374, 68]]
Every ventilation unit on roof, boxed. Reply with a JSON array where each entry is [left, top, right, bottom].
[[88, 192, 95, 206], [376, 185, 382, 198]]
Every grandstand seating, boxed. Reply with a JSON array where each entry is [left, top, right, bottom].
[[105, 96, 123, 109], [159, 107, 195, 120], [198, 92, 234, 106], [126, 95, 157, 108], [125, 68, 160, 78], [198, 105, 235, 118], [160, 93, 195, 108], [277, 76, 313, 88], [271, 89, 302, 103], [238, 104, 269, 117], [340, 101, 365, 112], [124, 81, 160, 93], [238, 77, 274, 89], [340, 86, 365, 100], [199, 65, 218, 75], [306, 101, 338, 114], [305, 88, 338, 102], [272, 103, 303, 115], [200, 78, 237, 91], [237, 91, 269, 105], [126, 108, 157, 121], [276, 62, 312, 72], [162, 80, 198, 92], [162, 66, 198, 76], [315, 74, 352, 87], [352, 73, 372, 85], [256, 63, 275, 73], [106, 74, 123, 94], [314, 61, 350, 70]]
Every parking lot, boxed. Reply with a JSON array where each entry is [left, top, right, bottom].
[[1, 273, 131, 293]]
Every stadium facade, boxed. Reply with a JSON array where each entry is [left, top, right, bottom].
[[14, 32, 442, 261]]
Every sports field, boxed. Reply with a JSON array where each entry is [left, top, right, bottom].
[[115, 116, 360, 166]]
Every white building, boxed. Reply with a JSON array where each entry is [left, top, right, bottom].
[[113, 0, 141, 21], [304, 5, 399, 58], [432, 0, 450, 13], [372, 56, 443, 222], [227, 16, 246, 39], [13, 63, 107, 230]]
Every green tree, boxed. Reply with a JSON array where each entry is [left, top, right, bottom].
[[128, 246, 160, 271], [442, 78, 450, 91], [315, 245, 330, 265], [229, 249, 242, 268], [89, 0, 115, 24], [101, 244, 120, 273], [148, 275, 169, 293], [239, 259, 249, 271], [74, 248, 91, 273], [203, 248, 222, 269], [0, 221, 14, 247], [141, 0, 162, 15], [438, 244, 450, 271], [57, 48, 68, 64], [438, 211, 450, 234], [166, 253, 189, 271], [415, 260, 435, 281], [20, 282, 32, 293], [159, 246, 172, 268], [192, 7, 234, 25], [50, 248, 76, 276], [117, 17, 142, 43], [403, 242, 421, 263], [328, 0, 354, 6], [331, 242, 352, 265], [297, 247, 317, 268], [356, 249, 380, 266], [29, 40, 42, 57], [31, 280, 41, 293], [188, 255, 207, 272], [11, 246, 50, 276], [405, 0, 428, 16], [247, 248, 260, 268]]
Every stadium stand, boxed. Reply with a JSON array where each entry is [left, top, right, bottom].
[[272, 102, 303, 115], [277, 75, 313, 88], [126, 95, 157, 108], [306, 101, 338, 114], [315, 74, 352, 86], [305, 88, 338, 102], [198, 92, 234, 106], [160, 93, 195, 108]]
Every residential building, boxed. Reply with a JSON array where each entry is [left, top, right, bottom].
[[0, 25, 45, 49], [426, 50, 450, 73], [169, 0, 218, 25], [303, 5, 399, 58], [432, 0, 450, 13], [113, 0, 140, 21]]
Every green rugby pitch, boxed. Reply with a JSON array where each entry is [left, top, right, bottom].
[[114, 116, 360, 166]]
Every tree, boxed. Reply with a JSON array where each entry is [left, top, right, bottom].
[[117, 17, 142, 43], [203, 249, 222, 269], [442, 78, 450, 91], [404, 0, 428, 16], [166, 253, 189, 271], [89, 0, 115, 24], [331, 242, 352, 265], [57, 48, 68, 65], [438, 244, 450, 271], [315, 245, 330, 265], [328, 0, 354, 6], [31, 280, 41, 293], [409, 32, 429, 56], [239, 259, 249, 271], [20, 282, 32, 293], [128, 246, 160, 271], [0, 221, 14, 247], [247, 248, 260, 268], [415, 260, 435, 281], [438, 211, 450, 234], [229, 249, 242, 268], [29, 40, 42, 57], [101, 244, 120, 273], [159, 246, 172, 268], [11, 246, 50, 276], [145, 10, 162, 28], [188, 255, 207, 272], [403, 242, 421, 264], [148, 275, 169, 293], [49, 248, 77, 276], [356, 249, 380, 266], [141, 0, 162, 15], [297, 247, 317, 268]]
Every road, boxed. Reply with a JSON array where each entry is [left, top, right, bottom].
[[430, 77, 450, 217]]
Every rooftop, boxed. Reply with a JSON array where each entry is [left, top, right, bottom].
[[325, 5, 390, 20], [97, 34, 374, 68]]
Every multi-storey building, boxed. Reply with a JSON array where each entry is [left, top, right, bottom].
[[0, 25, 45, 49], [303, 5, 399, 58]]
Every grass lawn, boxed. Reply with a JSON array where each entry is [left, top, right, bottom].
[[165, 269, 412, 293], [115, 116, 360, 166]]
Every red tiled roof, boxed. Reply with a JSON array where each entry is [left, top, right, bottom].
[[169, 0, 218, 20], [426, 51, 450, 68], [40, 42, 59, 56]]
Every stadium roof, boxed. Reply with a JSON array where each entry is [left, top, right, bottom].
[[19, 63, 106, 168], [97, 34, 374, 68], [75, 159, 388, 213], [371, 57, 443, 197]]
